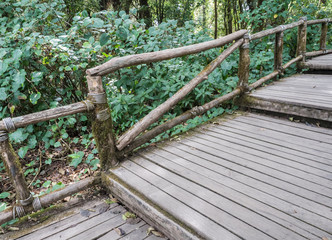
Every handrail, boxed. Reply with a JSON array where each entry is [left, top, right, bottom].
[[86, 30, 247, 76], [0, 17, 330, 225]]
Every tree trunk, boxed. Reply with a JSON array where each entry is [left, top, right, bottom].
[[202, 0, 206, 28], [138, 0, 152, 27], [214, 0, 218, 39], [227, 0, 233, 34]]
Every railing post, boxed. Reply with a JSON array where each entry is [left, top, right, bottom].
[[237, 34, 250, 92], [320, 19, 328, 51], [296, 16, 307, 69], [86, 75, 118, 170], [274, 30, 284, 79]]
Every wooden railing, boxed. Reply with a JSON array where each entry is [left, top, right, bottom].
[[0, 17, 330, 225]]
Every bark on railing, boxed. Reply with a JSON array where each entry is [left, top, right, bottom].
[[86, 30, 247, 76], [0, 176, 100, 226], [0, 101, 94, 132], [296, 17, 307, 68], [237, 34, 250, 91], [320, 21, 328, 50], [116, 39, 244, 151], [274, 31, 284, 79], [305, 49, 332, 58], [307, 18, 330, 25], [119, 88, 242, 155], [86, 75, 118, 169], [250, 20, 303, 40], [0, 132, 30, 202]]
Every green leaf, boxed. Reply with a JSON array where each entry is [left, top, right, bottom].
[[45, 159, 52, 165], [0, 88, 7, 101], [54, 142, 61, 148], [52, 182, 65, 191], [31, 72, 43, 84], [10, 128, 29, 143], [42, 180, 52, 188], [69, 151, 84, 168], [0, 202, 7, 212], [83, 42, 92, 48], [116, 27, 128, 41], [0, 192, 10, 199], [29, 92, 41, 105], [67, 117, 76, 125], [91, 18, 104, 28], [100, 33, 110, 46], [18, 146, 29, 158], [12, 49, 22, 61]]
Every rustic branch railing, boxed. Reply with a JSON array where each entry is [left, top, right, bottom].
[[0, 17, 330, 225]]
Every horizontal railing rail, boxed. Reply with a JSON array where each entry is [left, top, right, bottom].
[[0, 16, 330, 226]]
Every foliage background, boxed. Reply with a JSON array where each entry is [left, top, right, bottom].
[[0, 0, 331, 215]]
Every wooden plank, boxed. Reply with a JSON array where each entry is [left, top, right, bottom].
[[245, 113, 332, 135], [111, 167, 241, 240], [241, 96, 332, 122], [18, 201, 116, 240], [160, 140, 332, 214], [249, 92, 332, 109], [102, 173, 200, 240], [219, 118, 332, 161], [188, 133, 332, 199], [131, 156, 323, 239], [200, 127, 332, 181], [97, 220, 145, 240], [251, 88, 332, 102], [43, 206, 126, 239], [122, 160, 277, 240], [210, 122, 332, 172], [118, 224, 150, 239], [229, 115, 332, 145], [140, 147, 332, 234], [70, 214, 125, 240]]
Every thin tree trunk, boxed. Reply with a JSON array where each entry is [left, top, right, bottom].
[[214, 0, 218, 39]]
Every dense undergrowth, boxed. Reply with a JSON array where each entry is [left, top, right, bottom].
[[0, 0, 331, 215]]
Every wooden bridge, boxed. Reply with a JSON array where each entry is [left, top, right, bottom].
[[0, 18, 331, 240]]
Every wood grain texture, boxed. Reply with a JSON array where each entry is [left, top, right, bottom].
[[107, 112, 332, 240]]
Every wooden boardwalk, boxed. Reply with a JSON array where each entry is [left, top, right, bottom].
[[2, 196, 166, 240], [241, 72, 332, 121], [303, 53, 332, 70], [105, 112, 332, 240]]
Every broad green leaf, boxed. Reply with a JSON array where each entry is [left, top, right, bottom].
[[0, 88, 7, 101], [100, 33, 109, 46], [0, 202, 7, 212], [29, 92, 41, 105], [69, 151, 84, 168], [0, 192, 10, 199], [10, 128, 29, 143]]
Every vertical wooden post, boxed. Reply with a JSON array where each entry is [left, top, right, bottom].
[[296, 16, 307, 69], [237, 34, 250, 92], [274, 30, 284, 79], [86, 75, 118, 170], [0, 131, 31, 202], [320, 20, 328, 51]]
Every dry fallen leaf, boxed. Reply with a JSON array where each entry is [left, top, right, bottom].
[[147, 227, 155, 236], [115, 228, 125, 236], [8, 227, 19, 231], [151, 230, 164, 237]]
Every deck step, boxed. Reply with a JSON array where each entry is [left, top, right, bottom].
[[242, 73, 332, 122]]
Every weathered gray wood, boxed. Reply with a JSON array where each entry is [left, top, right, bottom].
[[251, 20, 304, 40], [44, 205, 126, 239], [116, 39, 244, 151], [274, 31, 284, 79], [131, 155, 325, 239], [70, 214, 126, 240], [15, 201, 113, 240], [0, 176, 100, 226], [296, 17, 307, 69], [212, 121, 332, 171], [305, 49, 332, 57], [102, 172, 201, 240], [141, 146, 332, 232], [189, 132, 332, 199], [307, 18, 331, 25], [320, 21, 328, 50], [221, 116, 332, 159], [300, 61, 332, 70], [87, 75, 117, 169], [86, 30, 247, 76], [237, 35, 250, 90], [109, 167, 241, 240], [121, 162, 277, 240], [97, 220, 145, 240], [0, 134, 30, 202], [0, 102, 92, 131]]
